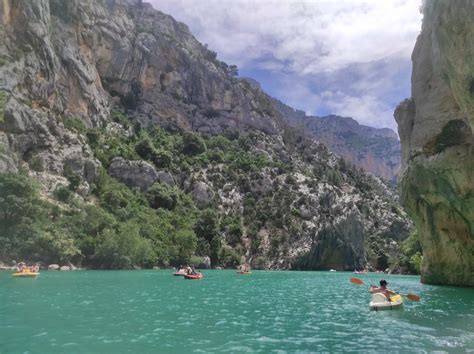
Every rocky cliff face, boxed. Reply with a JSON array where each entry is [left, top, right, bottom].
[[271, 98, 401, 181], [0, 0, 281, 176], [0, 0, 412, 270], [395, 1, 474, 286]]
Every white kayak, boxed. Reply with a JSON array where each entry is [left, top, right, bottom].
[[369, 293, 403, 311]]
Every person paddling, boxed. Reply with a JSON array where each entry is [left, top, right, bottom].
[[369, 280, 396, 300]]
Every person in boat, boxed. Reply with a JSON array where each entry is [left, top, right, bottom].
[[369, 280, 396, 300], [186, 266, 194, 275], [17, 262, 25, 272]]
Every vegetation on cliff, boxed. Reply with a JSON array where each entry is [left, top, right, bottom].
[[0, 113, 412, 270], [0, 0, 413, 270]]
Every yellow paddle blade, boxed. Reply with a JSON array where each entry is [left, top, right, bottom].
[[350, 277, 365, 285], [405, 293, 420, 302]]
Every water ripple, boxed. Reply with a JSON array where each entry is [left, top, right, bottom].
[[0, 270, 473, 352]]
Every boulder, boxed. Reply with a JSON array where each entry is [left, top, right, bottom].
[[191, 181, 214, 206], [60, 265, 71, 271], [108, 157, 159, 192], [157, 171, 176, 186], [76, 181, 90, 197], [48, 264, 60, 271]]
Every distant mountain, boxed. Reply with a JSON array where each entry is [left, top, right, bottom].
[[271, 98, 401, 181]]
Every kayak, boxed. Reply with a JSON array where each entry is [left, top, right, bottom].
[[238, 271, 252, 275], [12, 272, 40, 278], [369, 293, 403, 311], [173, 271, 187, 276], [183, 274, 203, 280]]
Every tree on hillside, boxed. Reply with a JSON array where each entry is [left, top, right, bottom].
[[0, 172, 45, 260], [194, 209, 221, 267]]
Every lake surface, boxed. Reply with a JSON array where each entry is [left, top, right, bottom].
[[0, 270, 473, 353]]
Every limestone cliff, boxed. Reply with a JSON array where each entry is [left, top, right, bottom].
[[0, 0, 413, 270], [395, 0, 474, 286]]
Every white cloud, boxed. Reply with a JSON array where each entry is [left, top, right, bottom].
[[152, 0, 421, 74], [149, 0, 423, 130]]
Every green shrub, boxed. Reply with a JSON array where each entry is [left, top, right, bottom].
[[182, 132, 206, 155], [145, 183, 177, 210], [111, 110, 130, 128], [54, 186, 72, 202], [219, 247, 240, 268], [94, 223, 155, 269], [33, 229, 80, 264], [152, 149, 172, 168], [0, 172, 46, 260], [63, 117, 86, 134], [396, 230, 423, 274], [135, 137, 156, 160], [207, 135, 232, 151], [0, 90, 7, 123], [190, 255, 203, 267], [86, 129, 101, 148], [251, 256, 268, 269], [409, 252, 423, 273], [65, 170, 81, 191], [194, 209, 220, 266], [221, 217, 242, 247], [29, 156, 45, 172]]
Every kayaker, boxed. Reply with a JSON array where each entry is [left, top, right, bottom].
[[369, 280, 396, 300]]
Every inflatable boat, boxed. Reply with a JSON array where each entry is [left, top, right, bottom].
[[183, 274, 203, 280], [12, 271, 40, 278]]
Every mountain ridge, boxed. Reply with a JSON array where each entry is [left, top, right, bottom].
[[269, 96, 401, 181]]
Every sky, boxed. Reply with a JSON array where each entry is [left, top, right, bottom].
[[150, 0, 423, 131]]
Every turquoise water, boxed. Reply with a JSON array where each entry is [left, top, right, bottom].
[[0, 270, 473, 353]]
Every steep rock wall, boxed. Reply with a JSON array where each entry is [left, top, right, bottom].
[[395, 0, 474, 286]]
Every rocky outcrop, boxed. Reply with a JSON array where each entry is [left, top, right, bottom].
[[190, 181, 214, 206], [294, 212, 365, 270], [271, 97, 401, 181], [395, 1, 474, 286], [108, 157, 158, 191], [0, 0, 281, 178]]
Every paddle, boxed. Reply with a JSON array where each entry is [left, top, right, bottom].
[[350, 277, 420, 302]]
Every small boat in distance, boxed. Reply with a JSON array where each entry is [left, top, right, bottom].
[[237, 263, 251, 275], [12, 263, 40, 278], [173, 269, 187, 276], [183, 273, 203, 280], [12, 271, 40, 277]]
